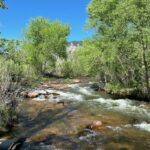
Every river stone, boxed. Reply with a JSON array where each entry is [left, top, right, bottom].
[[27, 92, 39, 98], [90, 83, 100, 91], [86, 121, 103, 130]]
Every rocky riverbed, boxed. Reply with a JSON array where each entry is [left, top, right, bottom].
[[0, 79, 150, 150]]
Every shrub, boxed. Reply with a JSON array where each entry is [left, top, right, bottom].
[[0, 59, 20, 130]]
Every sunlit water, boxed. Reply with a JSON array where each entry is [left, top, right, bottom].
[[2, 83, 150, 149]]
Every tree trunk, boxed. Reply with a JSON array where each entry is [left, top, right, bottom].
[[142, 44, 150, 100]]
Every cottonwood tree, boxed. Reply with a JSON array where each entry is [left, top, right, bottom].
[[24, 17, 70, 75], [87, 0, 150, 97]]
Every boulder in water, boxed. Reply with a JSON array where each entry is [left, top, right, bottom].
[[90, 83, 105, 92], [27, 92, 39, 98], [90, 83, 100, 91], [86, 121, 103, 130]]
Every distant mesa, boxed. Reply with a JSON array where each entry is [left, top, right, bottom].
[[67, 41, 82, 53]]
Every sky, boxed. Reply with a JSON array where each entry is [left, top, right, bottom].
[[0, 0, 93, 41]]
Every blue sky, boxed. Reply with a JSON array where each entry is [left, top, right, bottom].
[[0, 0, 93, 41]]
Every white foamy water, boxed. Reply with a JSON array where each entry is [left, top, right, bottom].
[[32, 84, 150, 120], [57, 91, 83, 101], [93, 98, 150, 118], [107, 126, 122, 132], [107, 123, 150, 133], [124, 122, 150, 132], [133, 122, 150, 132], [77, 87, 93, 95], [94, 98, 132, 108], [69, 84, 94, 96], [46, 88, 84, 101]]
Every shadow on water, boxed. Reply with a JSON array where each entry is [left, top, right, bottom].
[[16, 105, 76, 137], [11, 103, 104, 149]]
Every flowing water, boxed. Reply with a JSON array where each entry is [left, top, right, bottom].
[[1, 83, 150, 150]]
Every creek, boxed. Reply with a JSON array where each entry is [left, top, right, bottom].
[[1, 82, 150, 150]]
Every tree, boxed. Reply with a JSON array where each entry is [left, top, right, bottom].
[[0, 0, 7, 9], [24, 17, 70, 74], [71, 39, 101, 76], [87, 0, 150, 97]]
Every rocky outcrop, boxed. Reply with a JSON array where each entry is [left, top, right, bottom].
[[67, 41, 82, 54]]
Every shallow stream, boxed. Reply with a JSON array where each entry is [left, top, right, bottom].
[[2, 83, 150, 149]]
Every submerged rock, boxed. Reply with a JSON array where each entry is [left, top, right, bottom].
[[86, 121, 103, 130]]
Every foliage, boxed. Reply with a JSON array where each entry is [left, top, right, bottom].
[[24, 17, 70, 74], [0, 0, 7, 9], [56, 39, 102, 77], [0, 59, 20, 129], [71, 39, 101, 76], [57, 59, 73, 77], [87, 0, 150, 97]]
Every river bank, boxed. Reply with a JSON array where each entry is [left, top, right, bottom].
[[105, 86, 150, 102]]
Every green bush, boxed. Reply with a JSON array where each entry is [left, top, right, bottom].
[[0, 58, 20, 130]]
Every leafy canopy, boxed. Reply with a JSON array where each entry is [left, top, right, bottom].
[[86, 0, 150, 91], [24, 17, 70, 73]]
